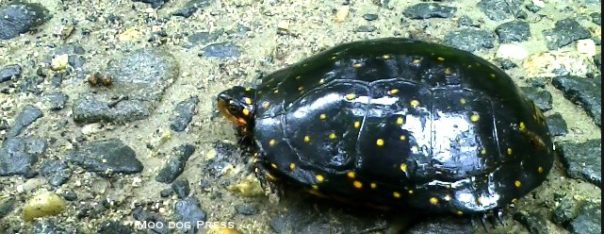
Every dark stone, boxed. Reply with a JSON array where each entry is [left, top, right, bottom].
[[63, 190, 78, 201], [553, 195, 580, 225], [182, 31, 222, 48], [0, 64, 22, 83], [0, 137, 47, 176], [98, 220, 132, 234], [362, 13, 378, 21], [444, 28, 495, 52], [172, 0, 210, 18], [497, 58, 518, 69], [132, 0, 167, 8], [0, 3, 50, 40], [354, 25, 377, 33], [160, 188, 173, 197], [514, 211, 550, 234], [155, 144, 196, 183], [478, 0, 524, 21], [520, 87, 553, 111], [17, 76, 44, 94], [132, 206, 169, 234], [206, 141, 240, 178], [407, 218, 473, 234], [543, 18, 591, 50], [546, 113, 568, 136], [174, 197, 207, 234], [552, 76, 601, 126], [7, 105, 43, 137], [235, 204, 258, 216], [44, 92, 68, 111], [67, 138, 143, 175], [32, 220, 66, 234], [40, 160, 71, 187], [457, 15, 476, 27], [525, 2, 541, 13], [528, 77, 548, 88], [591, 12, 601, 26], [171, 179, 190, 198], [200, 42, 241, 59], [556, 140, 601, 186], [496, 20, 531, 42], [403, 3, 456, 19], [0, 198, 15, 219], [594, 54, 601, 67], [568, 203, 601, 234], [73, 49, 178, 124], [0, 118, 8, 131], [170, 96, 199, 132]]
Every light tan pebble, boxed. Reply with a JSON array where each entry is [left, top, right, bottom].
[[23, 191, 66, 221]]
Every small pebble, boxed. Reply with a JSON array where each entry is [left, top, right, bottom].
[[22, 192, 66, 221]]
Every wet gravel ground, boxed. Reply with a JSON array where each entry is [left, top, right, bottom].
[[0, 0, 601, 233]]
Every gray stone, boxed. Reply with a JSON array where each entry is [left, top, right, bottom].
[[174, 197, 207, 234], [170, 96, 199, 132], [97, 220, 132, 234], [171, 179, 190, 198], [478, 0, 524, 21], [200, 42, 241, 59], [591, 12, 601, 26], [156, 144, 195, 183], [132, 0, 167, 8], [403, 3, 456, 19], [7, 105, 43, 137], [0, 137, 47, 176], [496, 20, 531, 42], [552, 76, 601, 126], [0, 64, 22, 83], [362, 14, 378, 21], [553, 195, 581, 225], [444, 28, 495, 52], [73, 49, 178, 124], [132, 206, 169, 234], [513, 211, 550, 234], [172, 0, 211, 18], [556, 140, 601, 186], [40, 160, 71, 187], [0, 3, 50, 40], [354, 25, 377, 33], [235, 204, 258, 216], [32, 220, 67, 234], [407, 218, 473, 234], [521, 87, 553, 111], [546, 113, 568, 137], [0, 198, 16, 219], [67, 138, 143, 175], [568, 203, 601, 234], [543, 18, 591, 50], [44, 92, 68, 111]]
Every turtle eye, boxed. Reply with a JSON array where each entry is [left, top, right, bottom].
[[228, 105, 240, 115]]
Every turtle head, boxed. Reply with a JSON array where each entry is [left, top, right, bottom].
[[217, 86, 256, 127]]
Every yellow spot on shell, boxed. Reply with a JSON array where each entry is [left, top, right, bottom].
[[244, 97, 253, 105], [410, 100, 420, 108], [271, 163, 278, 169], [480, 148, 487, 155], [242, 108, 250, 116], [354, 121, 361, 129], [470, 113, 480, 122], [370, 182, 377, 189], [412, 59, 421, 65], [430, 197, 439, 205], [289, 163, 296, 170], [514, 180, 522, 188], [269, 139, 277, 147], [538, 166, 544, 174], [396, 117, 404, 125], [319, 79, 325, 84], [376, 139, 385, 147], [345, 93, 356, 100], [490, 73, 496, 79], [389, 89, 399, 95], [393, 191, 401, 198], [347, 171, 356, 179], [456, 210, 464, 216], [444, 195, 452, 201], [312, 185, 319, 190], [400, 135, 407, 141], [316, 175, 325, 183], [329, 132, 337, 140], [444, 67, 453, 75], [262, 101, 270, 109], [507, 148, 513, 155], [353, 63, 362, 68], [411, 146, 419, 154], [459, 98, 466, 105], [400, 163, 408, 173], [353, 181, 363, 189], [382, 54, 391, 60], [437, 57, 445, 62], [304, 136, 311, 143], [273, 89, 279, 94], [519, 122, 526, 132], [319, 114, 327, 120], [298, 86, 304, 91], [408, 189, 414, 195]]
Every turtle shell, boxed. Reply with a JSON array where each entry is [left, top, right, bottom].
[[249, 38, 554, 215]]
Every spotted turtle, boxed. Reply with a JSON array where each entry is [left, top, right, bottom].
[[217, 38, 554, 215]]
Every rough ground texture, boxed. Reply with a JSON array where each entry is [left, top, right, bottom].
[[0, 0, 600, 233]]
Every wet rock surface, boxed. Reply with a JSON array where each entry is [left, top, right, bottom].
[[546, 113, 569, 137], [552, 76, 601, 126], [7, 105, 43, 138], [0, 64, 22, 83], [496, 20, 531, 42], [43, 92, 68, 111], [568, 203, 601, 234], [556, 140, 601, 186], [543, 18, 592, 50], [67, 138, 143, 175], [40, 160, 71, 187], [521, 87, 553, 111], [0, 3, 50, 40], [0, 137, 47, 177], [403, 3, 456, 19], [444, 28, 495, 51], [170, 96, 199, 132], [477, 0, 524, 21], [513, 211, 550, 234], [155, 144, 196, 183], [174, 197, 207, 233]]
